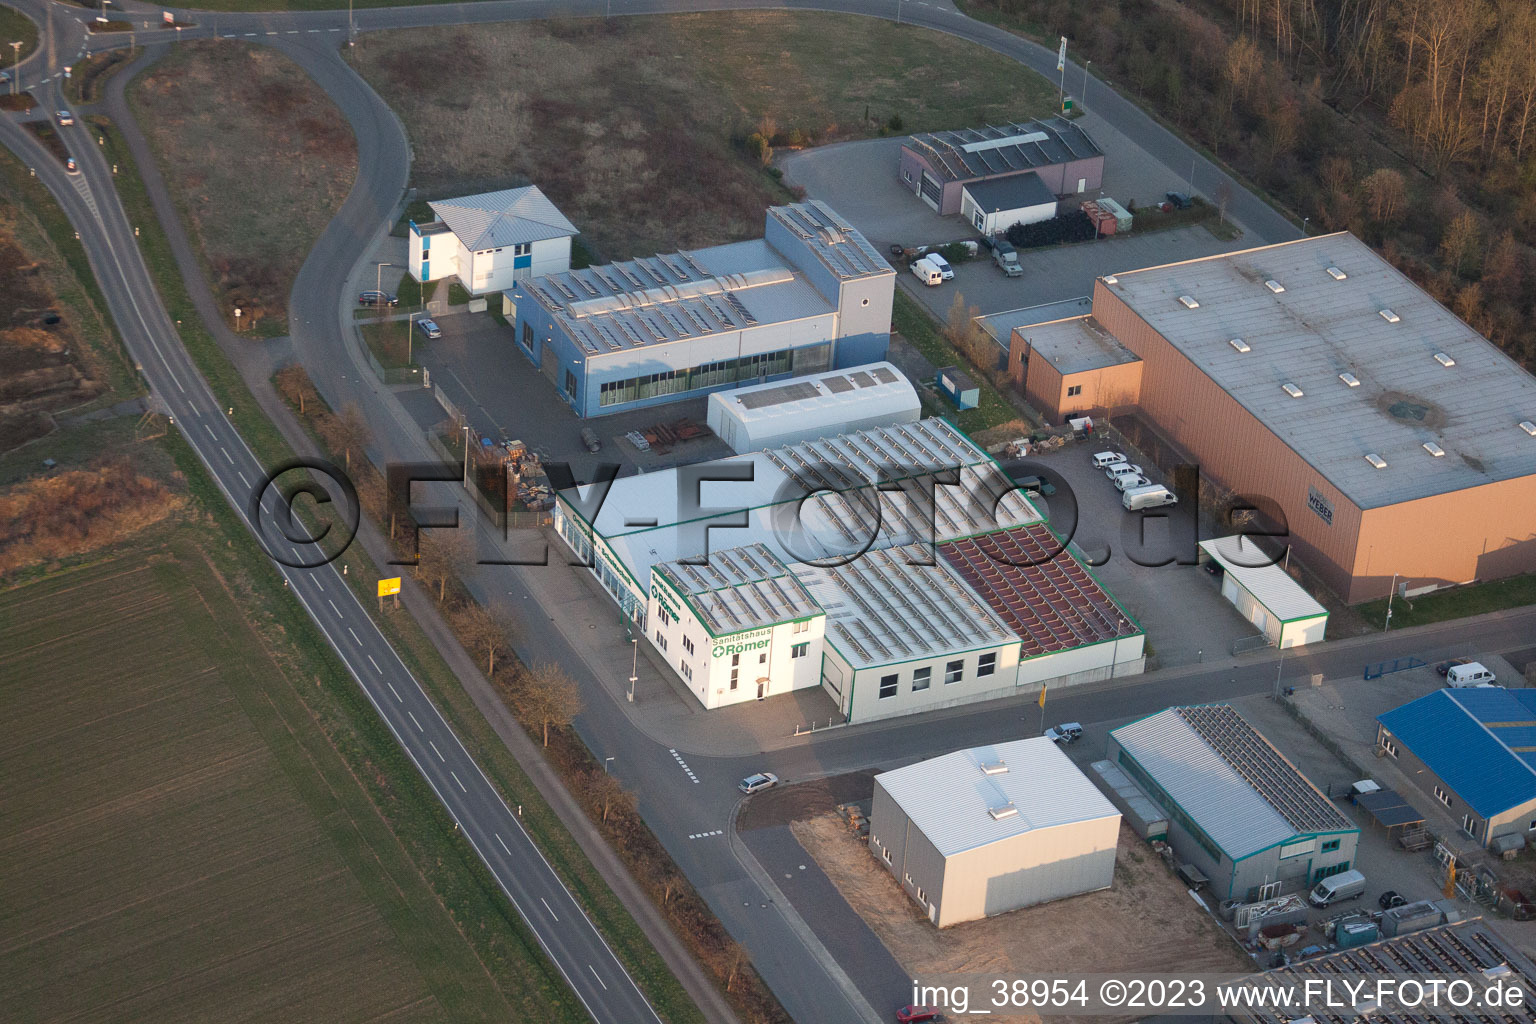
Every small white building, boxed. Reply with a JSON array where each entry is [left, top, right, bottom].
[[870, 737, 1121, 927], [960, 172, 1059, 235], [706, 362, 920, 454], [1198, 536, 1329, 648], [408, 186, 576, 296]]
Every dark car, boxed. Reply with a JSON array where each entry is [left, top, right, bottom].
[[1165, 190, 1193, 210], [1379, 891, 1407, 910], [978, 235, 999, 253], [1436, 658, 1471, 677], [357, 290, 398, 307]]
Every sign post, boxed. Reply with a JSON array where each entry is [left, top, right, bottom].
[[1037, 683, 1048, 732], [377, 575, 401, 612], [1057, 37, 1068, 110]]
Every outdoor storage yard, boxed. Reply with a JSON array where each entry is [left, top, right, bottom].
[[791, 813, 1251, 980]]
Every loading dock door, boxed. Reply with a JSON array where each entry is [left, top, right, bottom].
[[919, 171, 942, 210]]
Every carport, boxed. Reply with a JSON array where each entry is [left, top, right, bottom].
[[1355, 789, 1426, 838], [1198, 536, 1329, 648]]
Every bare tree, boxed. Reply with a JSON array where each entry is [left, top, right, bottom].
[[275, 365, 313, 415], [584, 769, 635, 823], [333, 402, 372, 472], [1440, 210, 1482, 277], [417, 527, 475, 603], [1360, 167, 1406, 222], [454, 601, 515, 676], [1215, 180, 1234, 225], [518, 661, 584, 746]]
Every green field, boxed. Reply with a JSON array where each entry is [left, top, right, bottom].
[[0, 537, 545, 1022]]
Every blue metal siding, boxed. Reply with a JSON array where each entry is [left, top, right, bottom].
[[833, 331, 889, 369], [1378, 690, 1536, 818]]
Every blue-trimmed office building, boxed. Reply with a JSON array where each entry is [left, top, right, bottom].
[[1108, 704, 1359, 900], [1378, 688, 1536, 849], [503, 201, 895, 418]]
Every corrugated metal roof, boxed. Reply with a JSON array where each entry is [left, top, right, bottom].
[[1378, 688, 1536, 818], [907, 116, 1102, 184], [428, 186, 578, 250], [709, 361, 919, 437], [875, 737, 1120, 857], [1110, 705, 1353, 860], [1199, 536, 1328, 623]]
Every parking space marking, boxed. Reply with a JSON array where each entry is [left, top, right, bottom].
[[687, 829, 724, 840], [669, 748, 699, 784]]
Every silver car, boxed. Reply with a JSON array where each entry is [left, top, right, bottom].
[[738, 772, 779, 794]]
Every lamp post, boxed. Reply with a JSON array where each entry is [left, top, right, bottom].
[[1302, 216, 1310, 236], [375, 261, 392, 301], [462, 425, 470, 486], [1082, 59, 1091, 110], [628, 637, 637, 703], [9, 43, 20, 96], [603, 757, 615, 774], [408, 310, 420, 364], [1384, 572, 1400, 631]]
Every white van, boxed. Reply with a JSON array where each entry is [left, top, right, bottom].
[[1308, 869, 1366, 907], [1106, 462, 1144, 481], [925, 253, 955, 280], [1092, 451, 1127, 469], [1122, 484, 1178, 511], [1115, 472, 1152, 492], [1447, 662, 1497, 687], [910, 257, 943, 286]]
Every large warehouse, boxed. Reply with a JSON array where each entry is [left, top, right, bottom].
[[554, 418, 1145, 721], [899, 117, 1103, 217], [506, 201, 895, 418], [705, 361, 919, 454], [869, 737, 1120, 927], [1007, 233, 1536, 602], [1107, 705, 1359, 900], [1377, 688, 1536, 849], [407, 186, 577, 296]]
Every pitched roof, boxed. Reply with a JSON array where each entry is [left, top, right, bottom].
[[906, 116, 1101, 183], [428, 186, 577, 250], [1378, 688, 1536, 818]]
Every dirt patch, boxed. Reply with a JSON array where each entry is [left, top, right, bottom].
[[793, 812, 1252, 984], [130, 41, 357, 334]]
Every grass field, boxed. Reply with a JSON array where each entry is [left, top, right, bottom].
[[129, 41, 357, 335], [0, 541, 493, 1021], [0, 7, 38, 68], [353, 13, 1057, 259], [1358, 574, 1536, 632]]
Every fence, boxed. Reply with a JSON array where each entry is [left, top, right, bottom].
[[1231, 632, 1273, 656], [363, 345, 426, 387], [1363, 656, 1425, 680]]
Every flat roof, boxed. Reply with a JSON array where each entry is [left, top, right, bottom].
[[653, 543, 821, 636], [709, 361, 918, 428], [961, 172, 1058, 213], [1379, 687, 1536, 818], [768, 201, 894, 282], [1111, 705, 1355, 860], [427, 186, 577, 250], [907, 116, 1102, 184], [975, 297, 1093, 347], [1103, 233, 1536, 507], [1199, 536, 1327, 623], [1015, 314, 1139, 376], [876, 737, 1120, 857]]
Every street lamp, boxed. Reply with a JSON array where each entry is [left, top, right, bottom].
[[1301, 216, 1310, 236], [603, 757, 615, 774], [462, 425, 470, 486], [9, 43, 20, 96], [628, 637, 637, 703], [1082, 59, 1091, 110], [408, 310, 420, 364], [375, 261, 393, 301], [1384, 572, 1402, 631]]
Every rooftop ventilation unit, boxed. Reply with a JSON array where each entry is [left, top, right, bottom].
[[1365, 453, 1388, 469], [1434, 352, 1456, 367], [1265, 279, 1285, 293], [1178, 295, 1200, 309], [1339, 372, 1361, 387], [988, 803, 1020, 821], [1230, 338, 1251, 353], [1103, 274, 1118, 284], [1326, 267, 1347, 280], [980, 761, 1009, 776], [1423, 442, 1446, 457], [1282, 383, 1304, 398], [1523, 421, 1536, 437], [1380, 308, 1401, 323]]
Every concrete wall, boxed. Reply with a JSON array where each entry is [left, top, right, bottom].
[[944, 816, 1119, 927], [410, 224, 458, 284], [464, 236, 572, 295], [1013, 329, 1144, 424], [961, 189, 1057, 236]]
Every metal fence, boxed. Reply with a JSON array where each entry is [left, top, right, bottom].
[[1231, 632, 1273, 655], [363, 345, 425, 387]]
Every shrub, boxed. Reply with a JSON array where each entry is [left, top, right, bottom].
[[1005, 210, 1097, 248], [886, 113, 904, 133]]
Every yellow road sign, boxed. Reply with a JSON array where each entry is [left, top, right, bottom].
[[377, 577, 401, 597]]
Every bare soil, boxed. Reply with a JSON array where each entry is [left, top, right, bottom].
[[792, 812, 1252, 983]]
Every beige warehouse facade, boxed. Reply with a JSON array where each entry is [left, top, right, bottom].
[[869, 738, 1120, 927]]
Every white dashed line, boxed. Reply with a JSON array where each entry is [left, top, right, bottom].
[[328, 598, 340, 615], [387, 681, 401, 701], [220, 447, 232, 463], [670, 748, 700, 784], [237, 471, 249, 487], [588, 965, 607, 991], [451, 770, 466, 793], [348, 626, 361, 645], [541, 897, 559, 920], [203, 423, 216, 439], [368, 654, 381, 673], [496, 833, 510, 854], [408, 711, 422, 731], [430, 740, 445, 762]]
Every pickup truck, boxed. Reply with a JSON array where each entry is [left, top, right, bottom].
[[993, 241, 1023, 277]]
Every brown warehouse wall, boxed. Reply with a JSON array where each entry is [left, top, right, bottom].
[[1010, 328, 1144, 424]]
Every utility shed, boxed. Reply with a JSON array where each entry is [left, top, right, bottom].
[[1199, 536, 1328, 648], [869, 737, 1120, 927], [960, 173, 1058, 234], [706, 362, 919, 454]]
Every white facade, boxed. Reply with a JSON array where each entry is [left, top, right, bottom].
[[706, 362, 921, 454], [961, 186, 1057, 235], [870, 737, 1121, 927], [1199, 537, 1328, 648], [408, 186, 576, 296]]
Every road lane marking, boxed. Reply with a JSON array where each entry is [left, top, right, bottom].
[[541, 897, 559, 920], [408, 711, 422, 731], [237, 471, 249, 487], [688, 830, 725, 840], [669, 748, 700, 784], [387, 681, 402, 701], [328, 598, 340, 615], [348, 626, 361, 645], [430, 741, 445, 762], [204, 423, 216, 439], [313, 577, 323, 591], [588, 965, 608, 991], [221, 447, 232, 463], [367, 654, 381, 673], [496, 833, 509, 854], [451, 770, 466, 793]]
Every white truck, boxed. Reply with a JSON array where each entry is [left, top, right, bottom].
[[992, 241, 1023, 277]]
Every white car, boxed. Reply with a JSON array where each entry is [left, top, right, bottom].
[[925, 253, 955, 280], [738, 772, 779, 794], [1092, 451, 1127, 469], [1044, 722, 1084, 744], [1106, 462, 1143, 480], [56, 110, 75, 126], [1115, 472, 1151, 492]]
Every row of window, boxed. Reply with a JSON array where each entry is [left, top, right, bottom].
[[596, 345, 825, 407], [877, 653, 997, 700], [477, 243, 532, 257]]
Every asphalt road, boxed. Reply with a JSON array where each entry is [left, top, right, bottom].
[[0, 16, 662, 1024]]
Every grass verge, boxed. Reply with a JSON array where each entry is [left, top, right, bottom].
[[892, 288, 1020, 434], [1359, 575, 1536, 633], [0, 6, 38, 68]]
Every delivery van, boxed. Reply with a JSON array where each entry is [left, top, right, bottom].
[[1122, 484, 1178, 511], [1092, 451, 1127, 470], [1447, 662, 1497, 687], [1308, 869, 1366, 907], [910, 257, 943, 286]]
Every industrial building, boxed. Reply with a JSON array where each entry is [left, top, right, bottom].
[[407, 186, 576, 296], [869, 737, 1120, 927], [1107, 704, 1358, 900], [1198, 536, 1329, 648], [554, 418, 1145, 720], [705, 362, 919, 455], [1005, 233, 1536, 602], [506, 202, 894, 418], [960, 173, 1059, 235], [1377, 687, 1536, 849], [899, 117, 1103, 217]]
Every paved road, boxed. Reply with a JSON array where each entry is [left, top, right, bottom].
[[0, 16, 662, 1024]]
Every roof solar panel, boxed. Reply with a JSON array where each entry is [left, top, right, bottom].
[[736, 381, 819, 410], [823, 375, 854, 394]]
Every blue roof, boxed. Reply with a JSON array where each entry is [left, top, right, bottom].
[[1378, 689, 1536, 818]]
